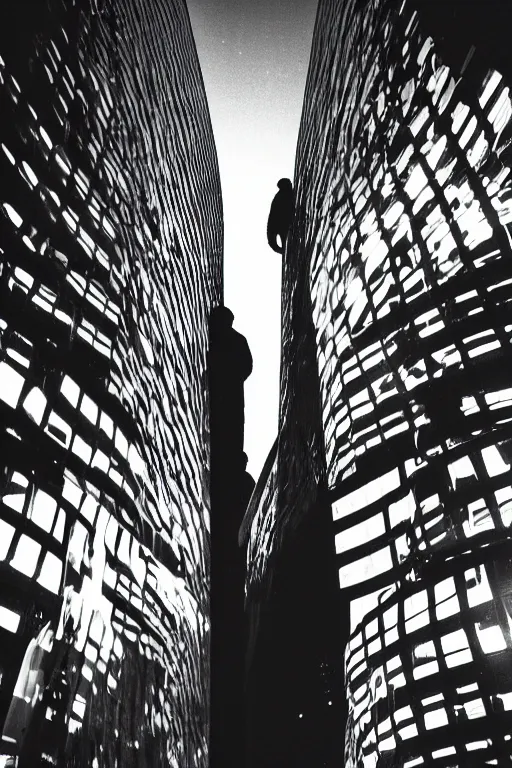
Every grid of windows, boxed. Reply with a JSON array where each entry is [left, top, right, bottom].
[[0, 1, 222, 765], [247, 0, 512, 764]]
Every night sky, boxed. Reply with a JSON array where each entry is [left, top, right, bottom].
[[187, 0, 318, 479]]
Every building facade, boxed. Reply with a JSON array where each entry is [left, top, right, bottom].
[[0, 1, 222, 766], [245, 0, 512, 765]]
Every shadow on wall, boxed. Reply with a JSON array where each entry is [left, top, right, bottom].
[[208, 305, 255, 768]]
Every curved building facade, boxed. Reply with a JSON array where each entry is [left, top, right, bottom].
[[0, 1, 222, 765], [245, 0, 512, 765]]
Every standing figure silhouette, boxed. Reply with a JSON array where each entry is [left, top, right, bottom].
[[267, 178, 294, 254]]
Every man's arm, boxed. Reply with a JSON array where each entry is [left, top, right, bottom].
[[267, 199, 284, 253]]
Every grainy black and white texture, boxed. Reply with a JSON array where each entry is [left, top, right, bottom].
[[0, 1, 222, 765], [245, 0, 512, 765]]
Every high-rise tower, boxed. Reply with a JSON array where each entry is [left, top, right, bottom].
[[0, 1, 222, 765], [245, 1, 512, 765]]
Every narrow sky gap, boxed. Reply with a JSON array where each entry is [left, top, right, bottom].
[[187, 0, 317, 478]]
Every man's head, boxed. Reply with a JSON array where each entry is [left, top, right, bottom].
[[277, 178, 293, 191], [210, 305, 234, 332]]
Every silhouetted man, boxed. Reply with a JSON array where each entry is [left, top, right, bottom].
[[208, 306, 253, 466], [267, 178, 294, 254]]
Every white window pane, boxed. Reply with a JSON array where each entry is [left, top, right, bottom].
[[61, 375, 80, 407], [37, 552, 62, 593], [0, 606, 20, 633], [30, 490, 57, 532], [0, 519, 15, 559], [0, 362, 25, 408], [10, 535, 41, 577]]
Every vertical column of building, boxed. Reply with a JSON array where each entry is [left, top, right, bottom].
[[0, 1, 222, 766]]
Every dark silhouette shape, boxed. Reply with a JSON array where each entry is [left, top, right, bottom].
[[208, 306, 252, 462], [244, 494, 345, 768], [267, 178, 294, 254], [239, 452, 256, 514], [208, 305, 253, 768]]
